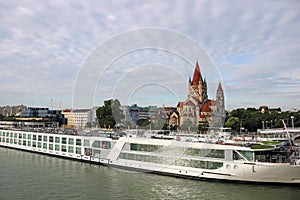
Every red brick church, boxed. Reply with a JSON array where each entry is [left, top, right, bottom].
[[169, 62, 225, 130]]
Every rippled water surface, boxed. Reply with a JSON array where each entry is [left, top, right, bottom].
[[0, 147, 299, 200]]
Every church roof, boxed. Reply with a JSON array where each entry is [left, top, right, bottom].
[[201, 100, 212, 113], [217, 82, 223, 91], [177, 102, 184, 108], [191, 61, 203, 85], [185, 100, 196, 106]]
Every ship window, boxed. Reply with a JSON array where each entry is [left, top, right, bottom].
[[28, 141, 31, 146], [10, 139, 13, 144], [128, 153, 135, 160], [185, 148, 225, 159], [84, 148, 92, 156], [18, 140, 22, 145], [84, 139, 90, 147], [23, 141, 26, 146], [33, 135, 36, 140], [49, 144, 53, 150], [43, 136, 47, 142], [129, 143, 161, 152], [68, 138, 74, 145], [23, 134, 26, 139], [38, 142, 42, 148], [68, 146, 74, 153], [32, 142, 36, 147], [207, 161, 221, 169], [14, 133, 17, 138], [92, 149, 101, 158], [205, 149, 225, 159], [62, 145, 67, 152], [237, 150, 254, 161], [119, 152, 126, 159], [118, 153, 224, 170], [28, 134, 31, 140], [76, 139, 82, 146], [55, 144, 60, 151], [101, 141, 111, 149], [14, 139, 17, 144], [130, 143, 137, 151], [76, 147, 81, 154], [43, 143, 47, 149], [55, 137, 60, 143], [62, 138, 67, 144], [175, 159, 223, 169], [233, 150, 244, 161], [92, 141, 101, 148], [38, 135, 42, 141], [19, 133, 22, 139], [49, 136, 53, 142]]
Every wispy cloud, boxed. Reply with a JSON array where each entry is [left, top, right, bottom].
[[0, 0, 299, 110]]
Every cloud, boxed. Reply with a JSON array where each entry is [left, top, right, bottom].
[[0, 0, 299, 110]]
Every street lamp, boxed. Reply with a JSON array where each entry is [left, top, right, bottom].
[[149, 119, 152, 132], [291, 116, 294, 129], [270, 120, 273, 128]]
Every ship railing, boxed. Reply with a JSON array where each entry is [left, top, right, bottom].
[[289, 149, 300, 165]]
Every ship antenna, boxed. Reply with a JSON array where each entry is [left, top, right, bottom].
[[282, 119, 294, 148]]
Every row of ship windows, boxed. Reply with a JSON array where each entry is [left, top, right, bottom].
[[0, 134, 112, 150], [129, 143, 225, 159], [0, 133, 82, 146], [119, 152, 223, 169], [0, 137, 82, 154]]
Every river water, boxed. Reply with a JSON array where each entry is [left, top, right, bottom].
[[0, 147, 299, 200]]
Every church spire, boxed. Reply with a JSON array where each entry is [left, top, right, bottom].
[[191, 61, 203, 85], [217, 82, 223, 92]]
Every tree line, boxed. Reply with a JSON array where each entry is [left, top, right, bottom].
[[224, 107, 300, 132]]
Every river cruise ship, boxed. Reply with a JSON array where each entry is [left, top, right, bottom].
[[1, 128, 300, 184]]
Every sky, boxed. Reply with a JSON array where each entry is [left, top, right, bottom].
[[0, 0, 300, 111]]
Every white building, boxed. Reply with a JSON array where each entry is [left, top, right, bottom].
[[62, 107, 99, 128], [73, 109, 92, 128]]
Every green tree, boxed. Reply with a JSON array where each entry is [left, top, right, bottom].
[[136, 118, 150, 127], [96, 99, 121, 128], [198, 122, 209, 133], [225, 117, 240, 131], [225, 107, 300, 132]]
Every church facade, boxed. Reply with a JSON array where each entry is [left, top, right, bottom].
[[170, 62, 225, 129]]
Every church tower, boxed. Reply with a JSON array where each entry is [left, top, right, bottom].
[[216, 82, 224, 114], [213, 82, 225, 127], [188, 61, 208, 104]]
